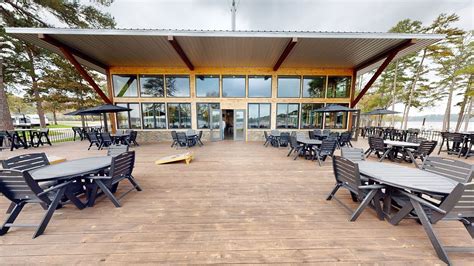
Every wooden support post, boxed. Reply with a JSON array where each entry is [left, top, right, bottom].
[[168, 36, 194, 71], [273, 37, 298, 71], [106, 69, 117, 133]]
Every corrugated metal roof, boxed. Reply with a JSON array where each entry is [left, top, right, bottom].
[[5, 27, 444, 74]]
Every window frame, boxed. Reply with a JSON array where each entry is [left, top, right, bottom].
[[248, 75, 272, 98], [222, 75, 246, 98], [141, 102, 167, 129], [300, 103, 325, 129], [324, 103, 349, 129], [302, 76, 326, 98], [276, 103, 300, 129], [112, 74, 139, 98], [326, 76, 351, 98], [116, 103, 142, 129], [196, 102, 220, 129], [165, 75, 191, 98], [167, 103, 192, 129], [277, 76, 301, 98], [139, 74, 165, 98], [247, 103, 271, 129]]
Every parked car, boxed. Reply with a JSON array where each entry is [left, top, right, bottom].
[[11, 114, 49, 128]]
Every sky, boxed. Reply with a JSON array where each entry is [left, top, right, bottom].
[[97, 0, 473, 116]]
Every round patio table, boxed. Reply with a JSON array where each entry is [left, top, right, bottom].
[[29, 156, 112, 181], [384, 140, 420, 162]]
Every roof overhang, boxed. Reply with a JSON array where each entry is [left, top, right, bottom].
[[5, 28, 444, 75]]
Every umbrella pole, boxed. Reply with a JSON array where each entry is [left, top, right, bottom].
[[103, 113, 108, 133]]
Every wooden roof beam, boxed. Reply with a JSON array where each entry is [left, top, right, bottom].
[[273, 37, 298, 71], [57, 45, 112, 104], [38, 34, 108, 70], [168, 36, 194, 71], [355, 39, 415, 71]]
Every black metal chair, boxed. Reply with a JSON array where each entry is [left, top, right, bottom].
[[86, 151, 141, 207], [0, 169, 72, 238], [86, 132, 100, 150], [341, 147, 365, 162], [72, 127, 84, 141], [99, 132, 113, 150], [129, 130, 139, 146], [464, 134, 474, 159], [339, 131, 353, 147], [176, 132, 189, 149], [36, 128, 52, 146], [288, 136, 304, 160], [263, 131, 273, 147], [438, 132, 464, 155], [420, 157, 473, 183], [171, 131, 178, 147], [279, 132, 290, 147], [365, 136, 391, 162], [196, 131, 204, 146], [5, 131, 24, 151], [326, 156, 384, 221], [405, 140, 438, 168], [313, 138, 337, 166], [107, 144, 129, 157], [389, 182, 474, 265]]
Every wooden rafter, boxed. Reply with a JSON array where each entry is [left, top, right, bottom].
[[58, 46, 112, 104], [273, 37, 298, 71], [168, 36, 194, 71], [350, 39, 416, 107]]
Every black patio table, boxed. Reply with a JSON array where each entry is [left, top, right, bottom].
[[29, 156, 112, 209], [297, 138, 322, 159], [15, 128, 39, 149], [356, 161, 460, 264], [110, 132, 130, 144]]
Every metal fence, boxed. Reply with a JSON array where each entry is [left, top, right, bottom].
[[418, 130, 443, 142], [48, 128, 76, 143]]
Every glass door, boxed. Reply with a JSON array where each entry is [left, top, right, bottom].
[[234, 109, 245, 141], [209, 105, 221, 141]]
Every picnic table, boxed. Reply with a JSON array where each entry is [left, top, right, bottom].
[[14, 128, 39, 149], [384, 140, 420, 162]]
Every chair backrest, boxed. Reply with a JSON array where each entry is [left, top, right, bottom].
[[341, 147, 365, 161], [109, 151, 135, 184], [308, 131, 315, 139], [100, 132, 112, 142], [340, 132, 351, 142], [72, 127, 82, 135], [322, 129, 330, 136], [176, 132, 187, 144], [107, 144, 129, 157], [198, 131, 203, 138], [171, 131, 178, 140], [314, 129, 322, 136], [130, 131, 138, 141], [421, 157, 473, 183], [271, 130, 280, 136], [289, 136, 298, 149], [447, 132, 464, 143], [0, 169, 50, 204], [2, 153, 50, 171], [332, 156, 362, 194], [296, 132, 306, 140], [417, 140, 437, 156], [279, 132, 290, 146], [87, 132, 99, 142], [432, 182, 474, 223], [320, 139, 338, 155], [368, 136, 385, 152]]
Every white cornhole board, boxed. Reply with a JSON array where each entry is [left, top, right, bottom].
[[155, 152, 194, 165]]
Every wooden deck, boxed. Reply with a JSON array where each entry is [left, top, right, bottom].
[[0, 139, 473, 264]]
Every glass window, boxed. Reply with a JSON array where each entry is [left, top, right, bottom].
[[300, 103, 324, 129], [303, 76, 326, 98], [196, 75, 220, 97], [140, 75, 164, 97], [248, 75, 271, 97], [197, 103, 220, 129], [166, 75, 190, 97], [276, 103, 299, 129], [116, 103, 141, 129], [222, 75, 245, 97], [324, 103, 349, 129], [113, 75, 138, 97], [277, 76, 300, 98], [142, 103, 166, 129], [248, 103, 270, 129], [327, 76, 351, 98], [167, 103, 191, 129]]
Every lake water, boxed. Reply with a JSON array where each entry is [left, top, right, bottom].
[[389, 121, 474, 131]]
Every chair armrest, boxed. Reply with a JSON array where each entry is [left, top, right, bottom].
[[399, 190, 447, 214], [358, 184, 384, 190], [88, 175, 113, 180], [37, 181, 72, 196]]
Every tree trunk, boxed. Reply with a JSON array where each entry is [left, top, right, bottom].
[[464, 96, 472, 132], [0, 58, 14, 131], [403, 49, 427, 129], [442, 77, 456, 132], [32, 81, 46, 128], [391, 60, 399, 127], [455, 85, 469, 132], [52, 109, 58, 125]]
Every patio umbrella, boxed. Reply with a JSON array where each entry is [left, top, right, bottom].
[[362, 108, 400, 127], [65, 104, 132, 132], [312, 104, 358, 113]]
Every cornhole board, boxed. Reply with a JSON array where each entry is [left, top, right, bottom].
[[155, 152, 194, 165], [47, 155, 66, 165]]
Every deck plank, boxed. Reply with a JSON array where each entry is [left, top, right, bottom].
[[0, 139, 473, 264]]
